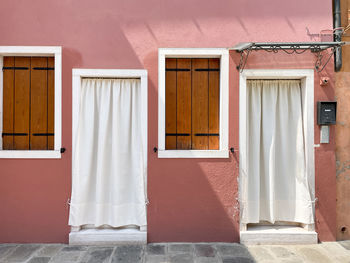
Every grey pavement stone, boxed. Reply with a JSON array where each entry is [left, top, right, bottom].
[[0, 244, 18, 259], [50, 250, 84, 263], [169, 253, 193, 263], [168, 244, 193, 254], [320, 242, 350, 262], [279, 259, 305, 263], [222, 257, 256, 263], [248, 246, 274, 261], [36, 244, 63, 257], [195, 256, 220, 263], [269, 246, 296, 258], [111, 245, 143, 263], [298, 247, 332, 263], [145, 255, 169, 263], [27, 257, 50, 263], [339, 240, 350, 250], [217, 244, 251, 258], [3, 244, 41, 262], [81, 247, 114, 263], [61, 245, 87, 251], [147, 244, 166, 255], [194, 244, 216, 257]]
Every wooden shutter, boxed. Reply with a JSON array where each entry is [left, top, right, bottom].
[[165, 58, 177, 149], [176, 59, 191, 149], [14, 57, 31, 150], [208, 58, 220, 150], [2, 56, 54, 150], [31, 57, 48, 150], [165, 58, 220, 150], [3, 57, 15, 149], [47, 57, 55, 150]]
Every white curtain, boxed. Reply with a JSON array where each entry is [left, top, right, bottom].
[[241, 80, 314, 224], [69, 78, 147, 228]]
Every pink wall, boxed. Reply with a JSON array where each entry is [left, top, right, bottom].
[[0, 0, 336, 243]]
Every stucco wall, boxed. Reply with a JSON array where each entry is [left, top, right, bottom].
[[0, 0, 336, 243], [335, 0, 350, 241]]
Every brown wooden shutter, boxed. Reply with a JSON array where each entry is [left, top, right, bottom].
[[47, 57, 55, 150], [176, 59, 191, 149], [2, 56, 54, 150], [208, 58, 220, 150], [14, 57, 31, 150], [165, 58, 220, 150], [30, 57, 48, 150], [3, 57, 15, 149], [165, 58, 177, 149]]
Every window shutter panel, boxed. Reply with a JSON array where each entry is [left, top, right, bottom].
[[192, 58, 209, 150], [165, 58, 177, 149], [30, 57, 48, 150], [176, 58, 192, 149], [3, 57, 15, 150], [47, 57, 55, 150], [14, 57, 30, 150], [209, 58, 220, 150]]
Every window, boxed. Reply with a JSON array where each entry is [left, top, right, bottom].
[[0, 46, 62, 158], [165, 58, 220, 150], [158, 48, 229, 158], [3, 56, 54, 150]]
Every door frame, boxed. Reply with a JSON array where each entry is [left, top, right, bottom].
[[71, 68, 148, 232], [239, 69, 315, 231]]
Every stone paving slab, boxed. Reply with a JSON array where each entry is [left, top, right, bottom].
[[0, 242, 349, 262]]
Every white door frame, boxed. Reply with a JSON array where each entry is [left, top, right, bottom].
[[239, 69, 315, 231]]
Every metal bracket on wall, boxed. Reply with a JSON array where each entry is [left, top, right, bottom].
[[232, 42, 345, 73]]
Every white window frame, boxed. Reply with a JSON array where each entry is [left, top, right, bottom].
[[0, 46, 62, 158], [239, 69, 315, 231], [72, 68, 148, 186], [158, 48, 229, 158]]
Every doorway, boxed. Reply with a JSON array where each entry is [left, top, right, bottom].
[[69, 69, 148, 245], [239, 70, 317, 244]]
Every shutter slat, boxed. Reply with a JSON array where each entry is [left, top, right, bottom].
[[176, 58, 192, 150], [14, 57, 30, 150], [30, 57, 48, 150], [3, 57, 15, 150], [209, 58, 220, 150], [165, 58, 177, 149], [47, 57, 55, 150], [192, 58, 209, 150]]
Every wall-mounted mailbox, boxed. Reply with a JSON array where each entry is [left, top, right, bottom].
[[317, 101, 337, 125]]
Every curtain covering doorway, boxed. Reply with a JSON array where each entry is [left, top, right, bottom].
[[241, 80, 314, 225], [69, 78, 147, 228]]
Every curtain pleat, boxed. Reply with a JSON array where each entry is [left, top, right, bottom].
[[241, 80, 314, 224], [69, 78, 146, 227]]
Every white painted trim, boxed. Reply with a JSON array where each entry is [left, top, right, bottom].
[[71, 68, 148, 230], [158, 149, 228, 158], [158, 48, 229, 158], [0, 46, 62, 159], [239, 69, 315, 231], [0, 150, 61, 158]]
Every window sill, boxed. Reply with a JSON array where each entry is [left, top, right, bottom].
[[0, 150, 61, 159], [157, 149, 229, 158]]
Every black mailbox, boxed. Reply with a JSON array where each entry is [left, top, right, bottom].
[[317, 101, 337, 125]]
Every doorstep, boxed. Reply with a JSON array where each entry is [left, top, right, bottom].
[[69, 228, 147, 245], [240, 225, 318, 245]]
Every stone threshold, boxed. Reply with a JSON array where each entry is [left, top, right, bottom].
[[240, 225, 318, 245], [69, 228, 147, 245]]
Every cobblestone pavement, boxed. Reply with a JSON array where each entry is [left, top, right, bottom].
[[0, 241, 350, 263]]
